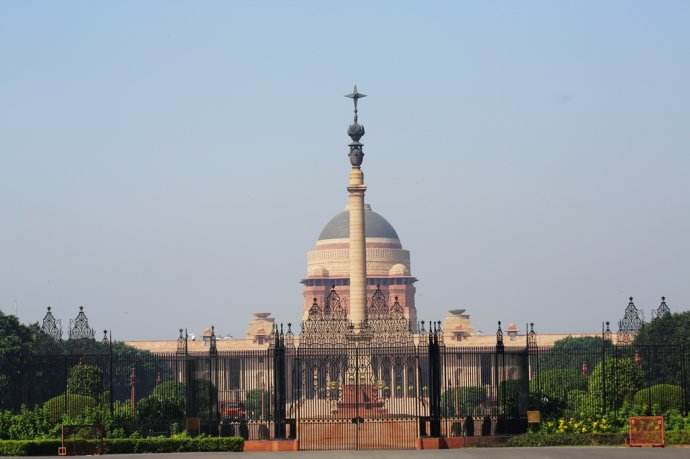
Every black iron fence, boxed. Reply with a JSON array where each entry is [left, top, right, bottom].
[[3, 325, 689, 448]]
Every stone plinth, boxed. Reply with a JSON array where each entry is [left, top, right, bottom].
[[335, 384, 385, 416]]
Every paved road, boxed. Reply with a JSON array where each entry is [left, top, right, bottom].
[[22, 447, 689, 459]]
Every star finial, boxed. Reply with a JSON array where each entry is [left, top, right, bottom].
[[345, 84, 367, 123]]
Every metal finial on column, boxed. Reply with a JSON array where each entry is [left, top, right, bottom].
[[496, 321, 505, 352], [603, 321, 612, 342], [345, 84, 367, 124], [345, 85, 366, 166], [176, 328, 185, 354], [209, 325, 217, 354], [527, 322, 537, 349]]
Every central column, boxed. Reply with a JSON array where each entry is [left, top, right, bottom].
[[348, 168, 367, 332], [344, 85, 368, 334]]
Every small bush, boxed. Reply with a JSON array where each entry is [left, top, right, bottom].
[[0, 407, 52, 440], [565, 389, 599, 417], [633, 384, 684, 413]]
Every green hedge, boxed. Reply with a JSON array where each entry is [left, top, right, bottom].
[[508, 430, 690, 447], [0, 437, 244, 456], [506, 432, 626, 447], [667, 431, 690, 445]]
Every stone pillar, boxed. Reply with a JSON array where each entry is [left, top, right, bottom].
[[348, 167, 367, 332], [473, 417, 484, 437]]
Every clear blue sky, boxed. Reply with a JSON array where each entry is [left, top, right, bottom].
[[1, 1, 689, 340]]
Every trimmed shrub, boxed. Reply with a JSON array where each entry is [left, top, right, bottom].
[[42, 395, 96, 423], [0, 437, 244, 456], [588, 357, 643, 411], [135, 397, 185, 433], [151, 381, 185, 402], [633, 384, 684, 413], [667, 431, 690, 445], [66, 363, 104, 398]]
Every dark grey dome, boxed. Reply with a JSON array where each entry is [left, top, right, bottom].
[[318, 205, 400, 240]]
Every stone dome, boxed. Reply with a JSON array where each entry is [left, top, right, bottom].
[[318, 204, 400, 241]]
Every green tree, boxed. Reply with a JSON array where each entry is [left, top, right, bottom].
[[440, 386, 486, 416], [245, 389, 270, 420], [634, 311, 690, 386], [498, 379, 522, 417], [635, 311, 690, 346], [588, 357, 643, 412], [0, 310, 59, 411], [530, 368, 587, 404], [67, 363, 104, 398], [538, 336, 611, 372], [151, 381, 185, 404]]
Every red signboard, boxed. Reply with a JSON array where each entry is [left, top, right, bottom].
[[628, 416, 664, 447]]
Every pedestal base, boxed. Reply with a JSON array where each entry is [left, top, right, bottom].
[[335, 384, 385, 416]]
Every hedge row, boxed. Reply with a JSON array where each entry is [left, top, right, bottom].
[[506, 431, 690, 447], [0, 437, 244, 456], [666, 431, 690, 445], [506, 432, 627, 447]]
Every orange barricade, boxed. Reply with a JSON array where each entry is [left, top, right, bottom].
[[628, 416, 664, 447]]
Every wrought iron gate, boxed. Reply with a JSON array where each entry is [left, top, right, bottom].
[[292, 340, 419, 450]]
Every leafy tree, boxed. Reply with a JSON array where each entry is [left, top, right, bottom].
[[588, 357, 643, 412], [151, 381, 186, 404], [245, 389, 270, 420], [67, 363, 104, 398], [530, 369, 587, 404], [635, 311, 690, 346], [634, 311, 690, 386], [0, 311, 49, 410], [498, 379, 522, 417], [440, 386, 486, 416], [537, 336, 612, 372], [185, 378, 218, 421]]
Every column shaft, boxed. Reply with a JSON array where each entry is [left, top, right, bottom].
[[348, 168, 367, 332]]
